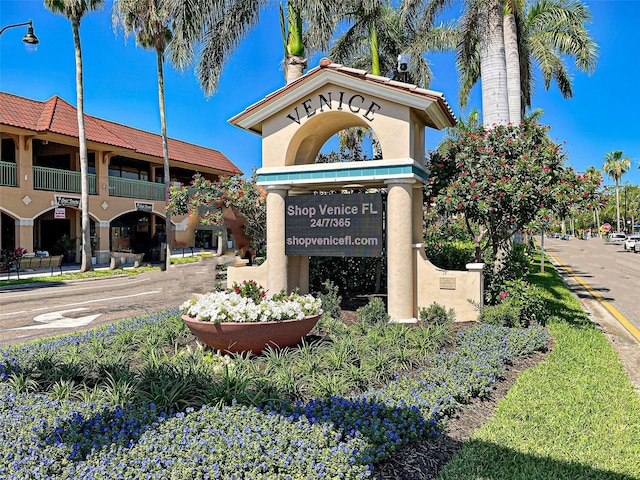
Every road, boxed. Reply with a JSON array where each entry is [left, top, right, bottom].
[[542, 236, 640, 332], [0, 258, 220, 348], [542, 235, 640, 391]]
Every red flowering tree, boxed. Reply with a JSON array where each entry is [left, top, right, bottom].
[[426, 119, 599, 263]]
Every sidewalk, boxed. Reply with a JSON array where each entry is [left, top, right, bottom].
[[3, 248, 214, 282]]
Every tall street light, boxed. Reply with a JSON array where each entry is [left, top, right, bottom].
[[0, 20, 39, 53]]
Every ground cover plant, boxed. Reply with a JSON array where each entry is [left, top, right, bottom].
[[0, 300, 549, 479], [438, 256, 640, 480]]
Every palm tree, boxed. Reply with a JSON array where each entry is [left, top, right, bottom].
[[280, 2, 306, 84], [405, 0, 597, 125], [585, 165, 603, 234], [503, 0, 598, 123], [329, 0, 457, 87], [44, 0, 104, 272], [182, 0, 341, 95], [113, 0, 178, 268], [403, 0, 510, 127], [603, 150, 631, 234], [456, 0, 598, 123]]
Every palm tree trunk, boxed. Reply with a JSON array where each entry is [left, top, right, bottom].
[[478, 0, 509, 127], [285, 55, 307, 84], [370, 23, 380, 77], [503, 12, 521, 123], [73, 20, 93, 272], [615, 180, 621, 232], [157, 48, 172, 269]]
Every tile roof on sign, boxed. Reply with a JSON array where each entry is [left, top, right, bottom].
[[0, 91, 242, 175], [230, 59, 456, 129]]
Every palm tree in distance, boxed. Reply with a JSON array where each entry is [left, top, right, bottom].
[[113, 0, 179, 267], [603, 151, 631, 234], [44, 0, 104, 273], [585, 165, 603, 234]]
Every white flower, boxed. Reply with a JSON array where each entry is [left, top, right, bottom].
[[180, 290, 322, 323]]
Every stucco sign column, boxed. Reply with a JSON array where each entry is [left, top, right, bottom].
[[265, 185, 290, 294], [385, 179, 416, 321]]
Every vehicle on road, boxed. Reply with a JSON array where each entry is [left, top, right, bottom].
[[623, 235, 640, 251], [609, 232, 626, 243]]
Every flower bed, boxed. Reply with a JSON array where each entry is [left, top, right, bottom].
[[0, 308, 550, 479]]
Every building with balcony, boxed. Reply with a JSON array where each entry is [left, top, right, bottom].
[[0, 91, 242, 264]]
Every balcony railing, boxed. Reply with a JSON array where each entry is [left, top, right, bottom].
[[108, 176, 166, 201], [0, 161, 17, 187], [33, 166, 97, 194]]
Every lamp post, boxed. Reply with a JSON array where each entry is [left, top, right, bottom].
[[0, 19, 39, 53]]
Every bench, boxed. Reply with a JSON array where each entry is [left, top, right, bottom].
[[109, 252, 144, 270], [9, 255, 64, 279]]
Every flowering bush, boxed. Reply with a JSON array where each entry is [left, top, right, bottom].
[[180, 281, 322, 323]]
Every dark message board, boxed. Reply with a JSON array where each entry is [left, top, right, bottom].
[[285, 192, 383, 257]]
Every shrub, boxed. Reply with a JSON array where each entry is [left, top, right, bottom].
[[310, 257, 386, 297], [357, 297, 389, 325], [480, 275, 548, 327], [478, 302, 522, 328], [423, 240, 475, 270], [496, 279, 546, 327], [315, 279, 342, 319], [483, 243, 531, 304], [419, 302, 456, 326]]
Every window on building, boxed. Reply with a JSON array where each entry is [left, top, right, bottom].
[[109, 156, 150, 181], [36, 154, 71, 170], [1, 138, 16, 162], [88, 153, 96, 175]]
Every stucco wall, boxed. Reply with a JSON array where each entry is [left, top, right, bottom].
[[227, 260, 269, 293], [261, 84, 412, 168], [415, 247, 484, 322]]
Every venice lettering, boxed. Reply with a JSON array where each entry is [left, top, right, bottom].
[[285, 91, 381, 124]]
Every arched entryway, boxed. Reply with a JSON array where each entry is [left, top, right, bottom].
[[110, 211, 166, 261], [1, 212, 16, 251]]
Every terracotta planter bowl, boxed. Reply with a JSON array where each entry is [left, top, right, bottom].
[[182, 313, 321, 354]]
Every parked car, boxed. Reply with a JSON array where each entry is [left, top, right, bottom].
[[609, 232, 626, 243], [624, 235, 640, 250]]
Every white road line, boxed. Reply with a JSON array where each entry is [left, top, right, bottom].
[[12, 308, 102, 330], [0, 310, 27, 317], [4, 290, 162, 316], [0, 277, 151, 299]]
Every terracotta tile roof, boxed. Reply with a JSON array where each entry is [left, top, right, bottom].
[[230, 59, 456, 129], [316, 61, 456, 123], [0, 91, 242, 175]]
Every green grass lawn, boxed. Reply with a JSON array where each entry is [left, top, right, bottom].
[[439, 257, 640, 479]]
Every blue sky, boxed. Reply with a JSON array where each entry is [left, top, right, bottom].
[[1, 0, 639, 187]]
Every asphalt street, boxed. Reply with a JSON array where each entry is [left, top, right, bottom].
[[0, 257, 221, 348], [542, 235, 640, 391]]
